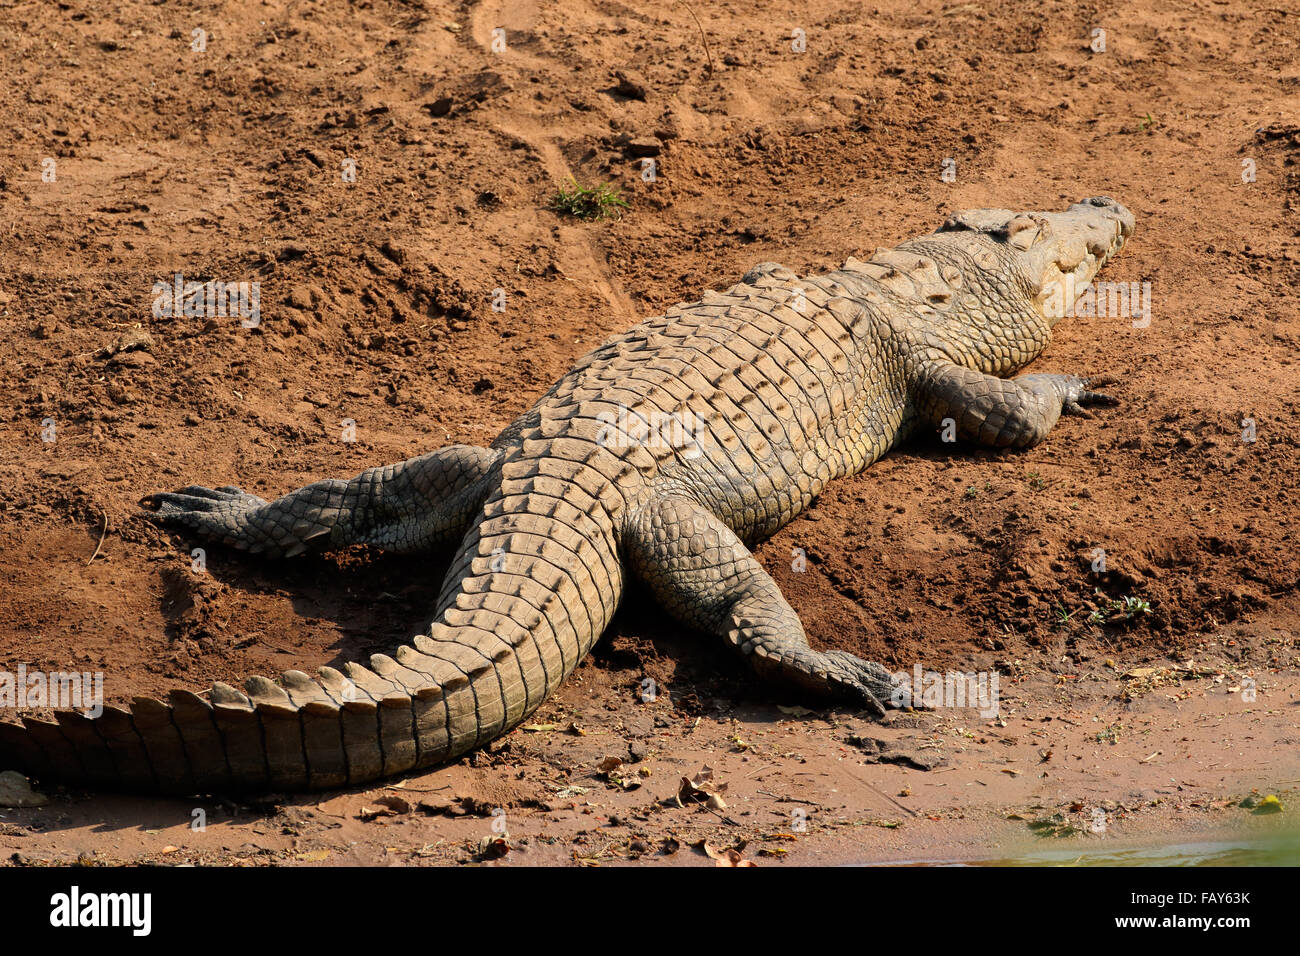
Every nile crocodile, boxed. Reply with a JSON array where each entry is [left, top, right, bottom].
[[1, 197, 1135, 794]]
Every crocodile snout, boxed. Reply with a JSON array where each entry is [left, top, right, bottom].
[[1080, 195, 1136, 240]]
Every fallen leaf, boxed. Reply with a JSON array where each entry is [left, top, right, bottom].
[[296, 849, 331, 862], [698, 840, 755, 867], [676, 765, 729, 807]]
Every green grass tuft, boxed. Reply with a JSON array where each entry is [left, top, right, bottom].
[[549, 179, 629, 221]]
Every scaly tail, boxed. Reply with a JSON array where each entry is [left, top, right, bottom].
[[0, 472, 623, 794]]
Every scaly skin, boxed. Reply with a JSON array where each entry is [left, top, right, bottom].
[[0, 197, 1135, 794]]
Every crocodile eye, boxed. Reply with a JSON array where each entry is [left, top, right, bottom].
[[1003, 215, 1041, 250]]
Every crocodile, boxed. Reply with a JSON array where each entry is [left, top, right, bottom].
[[0, 196, 1135, 794]]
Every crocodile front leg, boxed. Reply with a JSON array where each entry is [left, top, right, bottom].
[[142, 444, 500, 557], [625, 496, 898, 714], [913, 361, 1118, 449]]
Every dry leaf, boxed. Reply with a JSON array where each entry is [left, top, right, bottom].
[[676, 765, 729, 807], [698, 840, 756, 867]]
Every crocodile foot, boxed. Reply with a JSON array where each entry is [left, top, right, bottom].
[[140, 485, 289, 554], [1055, 374, 1120, 418], [822, 650, 902, 717]]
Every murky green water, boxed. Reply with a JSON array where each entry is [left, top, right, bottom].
[[881, 830, 1300, 866]]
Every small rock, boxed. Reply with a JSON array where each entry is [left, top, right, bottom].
[[880, 750, 949, 771], [108, 350, 157, 369], [0, 771, 48, 808], [845, 734, 887, 754], [287, 285, 314, 311], [374, 794, 413, 814], [424, 97, 453, 117], [612, 69, 650, 100], [379, 239, 406, 265], [628, 739, 649, 762], [102, 327, 154, 356], [623, 136, 662, 158]]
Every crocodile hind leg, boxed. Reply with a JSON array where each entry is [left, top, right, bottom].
[[625, 496, 897, 714], [914, 360, 1118, 450], [143, 444, 500, 557]]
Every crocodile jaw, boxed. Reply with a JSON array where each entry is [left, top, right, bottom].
[[938, 196, 1136, 327], [1020, 197, 1136, 325]]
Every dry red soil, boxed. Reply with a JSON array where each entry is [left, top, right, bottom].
[[0, 0, 1297, 866]]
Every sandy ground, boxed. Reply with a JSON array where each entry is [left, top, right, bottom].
[[0, 0, 1298, 865]]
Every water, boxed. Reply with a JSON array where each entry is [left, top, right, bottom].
[[879, 829, 1300, 866]]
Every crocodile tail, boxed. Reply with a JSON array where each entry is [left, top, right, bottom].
[[0, 472, 624, 795]]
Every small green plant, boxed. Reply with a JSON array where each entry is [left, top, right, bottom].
[[1088, 591, 1152, 625], [1027, 471, 1044, 490], [549, 179, 629, 220], [1138, 111, 1156, 131], [964, 486, 979, 499], [1120, 595, 1151, 616]]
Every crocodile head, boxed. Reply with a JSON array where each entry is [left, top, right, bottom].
[[938, 196, 1136, 326]]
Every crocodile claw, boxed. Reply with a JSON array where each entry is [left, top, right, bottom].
[[1060, 374, 1120, 417], [141, 486, 268, 516], [823, 650, 900, 717]]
